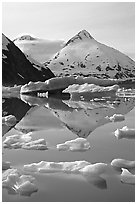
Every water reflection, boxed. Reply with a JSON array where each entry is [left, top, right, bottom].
[[2, 96, 32, 136], [19, 95, 135, 138], [2, 92, 135, 139]]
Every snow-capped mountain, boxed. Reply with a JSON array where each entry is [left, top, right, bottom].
[[13, 35, 65, 63], [45, 30, 135, 79], [2, 34, 55, 86], [13, 35, 37, 41]]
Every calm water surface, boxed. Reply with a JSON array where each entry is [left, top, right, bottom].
[[2, 89, 135, 202]]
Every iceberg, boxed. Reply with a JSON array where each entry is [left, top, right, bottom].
[[2, 168, 38, 196], [20, 75, 121, 94], [114, 126, 135, 139], [79, 163, 108, 176], [109, 114, 125, 122], [22, 139, 48, 150], [120, 168, 135, 185], [3, 133, 48, 150], [23, 160, 91, 174], [63, 84, 119, 100], [56, 138, 90, 152], [23, 159, 135, 189], [3, 133, 32, 148], [2, 115, 17, 127], [111, 159, 135, 174], [23, 160, 117, 177]]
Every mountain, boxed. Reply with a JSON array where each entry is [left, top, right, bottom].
[[2, 34, 55, 86], [45, 30, 135, 79], [13, 35, 65, 63], [13, 34, 37, 41]]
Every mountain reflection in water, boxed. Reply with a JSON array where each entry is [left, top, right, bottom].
[[2, 91, 134, 138], [2, 88, 135, 202]]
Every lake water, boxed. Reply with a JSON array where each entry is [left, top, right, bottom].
[[2, 88, 135, 202]]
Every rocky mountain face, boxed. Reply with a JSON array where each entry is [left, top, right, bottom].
[[2, 34, 55, 86], [44, 30, 135, 79]]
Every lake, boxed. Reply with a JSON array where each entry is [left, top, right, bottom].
[[2, 88, 135, 202]]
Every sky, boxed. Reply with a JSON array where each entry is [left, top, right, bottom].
[[2, 2, 135, 60]]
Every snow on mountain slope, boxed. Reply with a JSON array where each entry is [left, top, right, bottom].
[[45, 30, 135, 79], [13, 35, 65, 63], [2, 34, 55, 86]]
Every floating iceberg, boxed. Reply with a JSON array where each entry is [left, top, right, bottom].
[[56, 138, 90, 152], [20, 75, 121, 94], [109, 114, 125, 122], [23, 159, 135, 189], [22, 139, 48, 150], [23, 160, 116, 177], [2, 161, 11, 170], [3, 133, 32, 148], [2, 168, 38, 196], [79, 163, 108, 176], [120, 168, 135, 185], [24, 160, 91, 174], [64, 83, 119, 93], [111, 159, 135, 174], [3, 133, 48, 150], [63, 84, 119, 100], [114, 126, 135, 139], [2, 115, 17, 127]]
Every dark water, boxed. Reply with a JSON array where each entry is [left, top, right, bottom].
[[2, 88, 135, 202]]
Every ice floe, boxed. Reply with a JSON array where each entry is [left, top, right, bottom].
[[120, 168, 135, 185], [3, 133, 32, 148], [109, 114, 125, 122], [2, 115, 17, 127], [22, 139, 48, 150], [23, 160, 118, 177], [3, 133, 48, 150], [2, 168, 38, 196], [22, 159, 135, 188], [79, 163, 108, 176], [64, 83, 119, 93], [20, 75, 123, 94], [23, 160, 91, 174], [111, 159, 135, 174], [56, 138, 90, 152], [2, 161, 11, 170], [64, 84, 119, 100], [114, 126, 135, 139]]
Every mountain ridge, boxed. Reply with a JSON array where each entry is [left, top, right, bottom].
[[2, 33, 55, 86], [45, 30, 135, 79]]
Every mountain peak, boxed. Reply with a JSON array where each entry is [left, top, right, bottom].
[[77, 30, 94, 39], [65, 30, 94, 46], [13, 35, 37, 42]]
